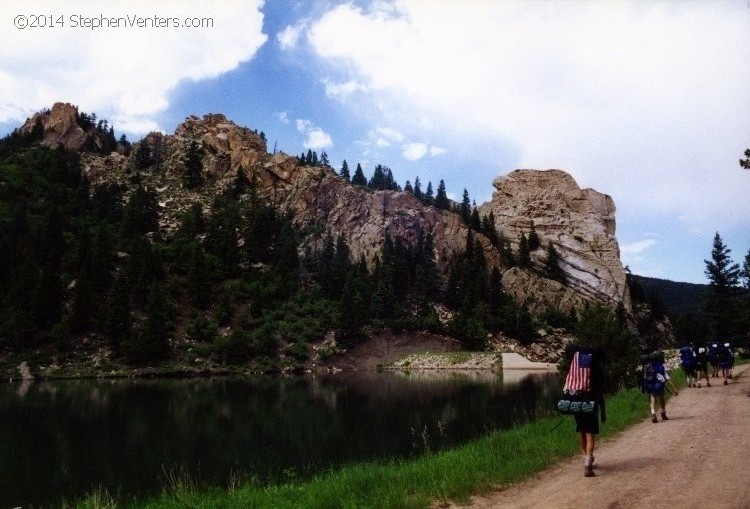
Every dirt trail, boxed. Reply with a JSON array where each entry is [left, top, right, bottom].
[[457, 364, 750, 509]]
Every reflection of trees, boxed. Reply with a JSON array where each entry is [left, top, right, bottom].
[[0, 372, 558, 507]]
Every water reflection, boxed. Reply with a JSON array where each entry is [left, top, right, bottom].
[[0, 369, 558, 507]]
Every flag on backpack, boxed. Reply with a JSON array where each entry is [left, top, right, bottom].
[[564, 351, 592, 392]]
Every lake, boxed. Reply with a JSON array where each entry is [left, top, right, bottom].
[[0, 368, 559, 507]]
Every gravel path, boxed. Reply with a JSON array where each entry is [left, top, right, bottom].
[[455, 363, 750, 509]]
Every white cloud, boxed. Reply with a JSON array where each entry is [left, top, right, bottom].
[[0, 0, 267, 134], [403, 142, 427, 161], [430, 146, 446, 157], [277, 22, 305, 50], [371, 126, 403, 147], [322, 78, 367, 100], [621, 239, 658, 256], [277, 111, 290, 124], [620, 238, 658, 274], [296, 118, 333, 150], [304, 0, 750, 234]]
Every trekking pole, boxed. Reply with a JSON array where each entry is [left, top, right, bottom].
[[549, 418, 565, 432]]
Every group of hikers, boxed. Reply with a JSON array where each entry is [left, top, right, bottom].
[[559, 341, 736, 477], [678, 342, 736, 388]]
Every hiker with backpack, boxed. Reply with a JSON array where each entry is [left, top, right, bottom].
[[709, 343, 720, 378], [642, 351, 678, 423], [561, 345, 606, 477], [695, 345, 711, 388], [717, 342, 734, 385], [679, 344, 697, 388]]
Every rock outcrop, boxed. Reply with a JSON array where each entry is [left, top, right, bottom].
[[22, 102, 94, 152], [479, 169, 630, 312], [20, 104, 631, 317]]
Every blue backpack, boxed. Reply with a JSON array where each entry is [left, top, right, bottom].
[[679, 346, 695, 371], [641, 352, 665, 394]]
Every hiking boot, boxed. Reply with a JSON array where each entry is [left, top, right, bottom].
[[707, 382, 711, 387], [651, 414, 658, 423], [724, 380, 728, 385], [584, 465, 595, 477], [661, 412, 668, 421], [697, 382, 701, 388]]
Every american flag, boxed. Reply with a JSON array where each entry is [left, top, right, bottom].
[[564, 351, 592, 392]]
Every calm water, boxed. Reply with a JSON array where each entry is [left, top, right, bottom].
[[0, 369, 558, 507]]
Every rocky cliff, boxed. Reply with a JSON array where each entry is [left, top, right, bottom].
[[479, 170, 631, 314], [20, 103, 630, 317]]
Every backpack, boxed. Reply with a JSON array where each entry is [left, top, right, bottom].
[[717, 343, 732, 366], [679, 346, 695, 371], [556, 347, 601, 415], [641, 351, 665, 394], [564, 350, 593, 392]]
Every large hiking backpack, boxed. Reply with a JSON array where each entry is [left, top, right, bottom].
[[641, 351, 665, 394], [696, 346, 708, 366], [679, 346, 696, 371], [564, 350, 593, 392], [556, 347, 600, 415], [709, 343, 719, 362], [717, 342, 732, 367]]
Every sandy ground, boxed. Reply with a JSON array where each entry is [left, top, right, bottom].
[[452, 363, 750, 509], [501, 352, 556, 370]]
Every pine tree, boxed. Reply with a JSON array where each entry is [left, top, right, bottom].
[[105, 271, 132, 348], [424, 181, 434, 206], [187, 242, 211, 310], [340, 160, 351, 181], [740, 148, 750, 170], [460, 189, 471, 222], [183, 140, 204, 189], [545, 242, 566, 283], [740, 248, 750, 289], [518, 233, 531, 267], [368, 164, 386, 189], [703, 232, 741, 339], [470, 208, 481, 231], [135, 139, 153, 169], [352, 163, 368, 186], [125, 282, 172, 364], [528, 222, 541, 251], [403, 180, 413, 193], [413, 176, 423, 201], [435, 180, 449, 209]]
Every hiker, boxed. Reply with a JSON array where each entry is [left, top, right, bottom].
[[726, 343, 735, 379], [709, 343, 720, 378], [717, 342, 734, 385], [642, 351, 678, 423], [695, 345, 711, 388], [563, 345, 606, 478], [679, 344, 697, 388]]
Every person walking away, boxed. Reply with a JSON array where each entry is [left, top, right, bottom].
[[718, 342, 733, 385], [679, 344, 697, 388], [642, 351, 678, 422], [563, 345, 606, 477], [709, 343, 720, 378], [695, 345, 711, 388]]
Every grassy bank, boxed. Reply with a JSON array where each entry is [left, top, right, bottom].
[[71, 381, 664, 509]]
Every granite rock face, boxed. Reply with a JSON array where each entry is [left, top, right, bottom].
[[479, 169, 631, 311], [21, 105, 631, 316]]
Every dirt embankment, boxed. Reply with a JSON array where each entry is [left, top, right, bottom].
[[456, 364, 750, 509]]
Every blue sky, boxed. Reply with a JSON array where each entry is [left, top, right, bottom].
[[2, 0, 749, 284]]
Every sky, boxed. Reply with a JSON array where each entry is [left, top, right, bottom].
[[1, 0, 749, 284]]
